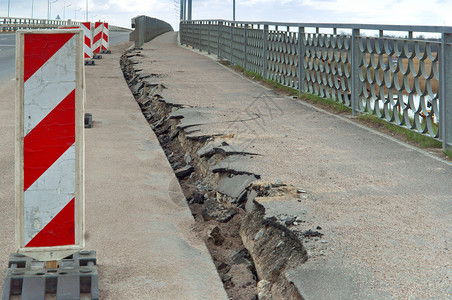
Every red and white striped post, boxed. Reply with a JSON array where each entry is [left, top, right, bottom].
[[82, 22, 94, 64], [93, 22, 103, 55], [59, 24, 94, 65], [15, 29, 85, 261], [93, 22, 110, 55], [101, 22, 110, 53]]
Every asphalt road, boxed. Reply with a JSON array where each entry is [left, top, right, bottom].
[[0, 30, 131, 87], [0, 34, 15, 85]]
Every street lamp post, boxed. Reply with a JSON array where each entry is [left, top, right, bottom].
[[49, 0, 58, 20], [233, 0, 236, 21], [7, 0, 10, 17], [86, 0, 88, 21], [63, 3, 71, 20], [74, 8, 81, 21], [47, 0, 58, 19], [187, 0, 192, 20], [31, 0, 34, 18]]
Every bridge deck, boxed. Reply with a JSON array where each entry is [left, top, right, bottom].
[[0, 31, 450, 299], [137, 32, 451, 299]]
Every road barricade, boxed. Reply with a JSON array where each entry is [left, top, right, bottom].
[[93, 22, 110, 55], [59, 24, 95, 65], [15, 29, 85, 261]]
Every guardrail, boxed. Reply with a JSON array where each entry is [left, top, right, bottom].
[[180, 20, 452, 151], [0, 17, 82, 31], [0, 17, 132, 32]]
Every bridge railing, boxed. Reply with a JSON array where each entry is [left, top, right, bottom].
[[180, 20, 452, 151], [0, 17, 82, 31]]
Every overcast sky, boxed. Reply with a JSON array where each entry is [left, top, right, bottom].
[[2, 0, 452, 31]]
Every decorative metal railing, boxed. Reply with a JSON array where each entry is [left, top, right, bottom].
[[180, 20, 452, 150]]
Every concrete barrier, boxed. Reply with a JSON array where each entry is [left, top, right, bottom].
[[129, 15, 173, 48]]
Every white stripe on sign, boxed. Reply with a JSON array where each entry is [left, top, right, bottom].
[[23, 36, 76, 136], [23, 145, 76, 245]]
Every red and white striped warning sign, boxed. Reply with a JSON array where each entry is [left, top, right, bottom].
[[93, 22, 103, 54], [101, 22, 109, 51], [59, 24, 93, 62], [93, 22, 109, 54], [82, 22, 93, 60], [16, 30, 85, 261]]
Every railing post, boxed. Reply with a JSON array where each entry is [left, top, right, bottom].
[[191, 21, 195, 47], [351, 28, 361, 115], [230, 23, 234, 63], [244, 24, 248, 70], [262, 24, 269, 79], [440, 32, 452, 150], [208, 21, 211, 54], [199, 21, 202, 51], [297, 26, 305, 97], [218, 21, 222, 58]]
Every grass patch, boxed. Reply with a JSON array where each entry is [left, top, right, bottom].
[[262, 79, 299, 97], [444, 149, 452, 159], [230, 65, 300, 96], [358, 113, 442, 148], [301, 93, 352, 114]]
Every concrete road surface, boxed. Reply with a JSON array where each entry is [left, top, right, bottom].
[[0, 34, 15, 85]]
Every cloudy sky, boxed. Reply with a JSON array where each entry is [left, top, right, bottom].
[[2, 0, 452, 31]]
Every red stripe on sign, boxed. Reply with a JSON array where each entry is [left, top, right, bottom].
[[104, 34, 109, 43], [24, 33, 74, 83], [84, 35, 91, 46], [25, 198, 75, 247], [24, 90, 75, 191], [93, 46, 101, 54], [104, 23, 108, 29], [95, 22, 102, 29], [93, 32, 102, 43]]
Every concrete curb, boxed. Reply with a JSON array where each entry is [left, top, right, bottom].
[[82, 41, 228, 299]]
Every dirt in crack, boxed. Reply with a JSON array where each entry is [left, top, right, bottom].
[[121, 49, 258, 300]]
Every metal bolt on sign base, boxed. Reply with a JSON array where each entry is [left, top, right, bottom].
[[2, 251, 99, 300]]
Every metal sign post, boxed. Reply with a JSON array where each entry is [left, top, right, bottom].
[[15, 29, 85, 261]]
